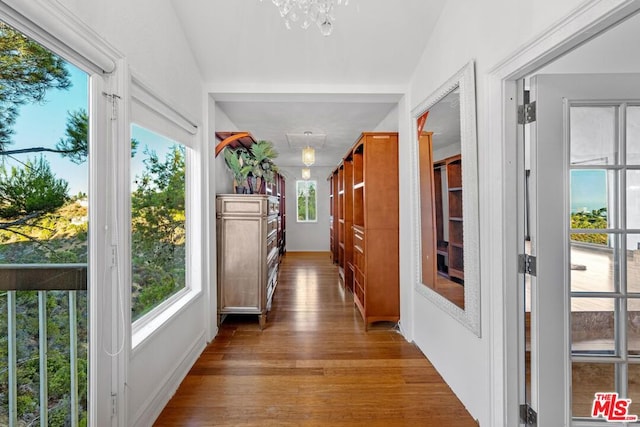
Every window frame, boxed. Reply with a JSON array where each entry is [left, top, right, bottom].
[[296, 179, 318, 223], [129, 79, 201, 350], [0, 3, 127, 425]]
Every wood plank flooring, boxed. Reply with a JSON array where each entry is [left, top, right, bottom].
[[154, 252, 478, 426]]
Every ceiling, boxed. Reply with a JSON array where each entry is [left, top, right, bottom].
[[214, 95, 400, 166], [170, 0, 447, 168]]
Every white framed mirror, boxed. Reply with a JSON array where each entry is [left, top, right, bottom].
[[411, 60, 480, 336]]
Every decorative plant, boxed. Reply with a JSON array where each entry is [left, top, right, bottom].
[[222, 140, 279, 193], [223, 147, 252, 192], [248, 140, 279, 183]]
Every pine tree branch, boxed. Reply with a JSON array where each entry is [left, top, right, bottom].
[[0, 211, 42, 229], [0, 147, 79, 156]]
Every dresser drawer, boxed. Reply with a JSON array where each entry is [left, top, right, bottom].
[[216, 195, 268, 216], [267, 216, 278, 235]]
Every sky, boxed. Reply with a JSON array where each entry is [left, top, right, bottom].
[[130, 123, 179, 190], [571, 169, 608, 213], [6, 64, 89, 196]]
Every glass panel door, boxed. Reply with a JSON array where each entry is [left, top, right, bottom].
[[525, 72, 640, 426], [569, 103, 640, 422]]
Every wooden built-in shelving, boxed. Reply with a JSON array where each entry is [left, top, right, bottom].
[[446, 156, 463, 280], [329, 132, 399, 330], [342, 154, 354, 292], [433, 154, 464, 282]]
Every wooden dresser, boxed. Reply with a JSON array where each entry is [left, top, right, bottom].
[[216, 194, 280, 329]]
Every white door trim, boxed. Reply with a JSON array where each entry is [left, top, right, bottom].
[[486, 0, 640, 425]]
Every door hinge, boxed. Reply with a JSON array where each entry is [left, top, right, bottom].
[[111, 393, 118, 417], [520, 403, 537, 426], [518, 101, 536, 124], [518, 254, 537, 276]]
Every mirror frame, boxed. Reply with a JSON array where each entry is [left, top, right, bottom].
[[411, 60, 480, 336]]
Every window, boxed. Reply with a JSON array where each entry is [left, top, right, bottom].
[[129, 76, 199, 346], [0, 20, 90, 426], [297, 180, 317, 222], [130, 124, 187, 322]]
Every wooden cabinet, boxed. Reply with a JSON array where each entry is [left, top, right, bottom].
[[216, 194, 280, 329], [330, 132, 399, 329]]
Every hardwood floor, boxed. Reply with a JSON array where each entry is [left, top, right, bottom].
[[154, 252, 478, 426]]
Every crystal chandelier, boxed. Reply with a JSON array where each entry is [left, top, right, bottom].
[[261, 0, 348, 36], [301, 168, 311, 180]]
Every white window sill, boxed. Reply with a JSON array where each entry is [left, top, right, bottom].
[[131, 288, 201, 352]]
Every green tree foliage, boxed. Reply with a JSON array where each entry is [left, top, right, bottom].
[[131, 145, 186, 320], [307, 182, 316, 221], [0, 22, 70, 150], [297, 181, 316, 221], [570, 207, 608, 245], [0, 157, 68, 224], [56, 108, 139, 164], [55, 109, 88, 164]]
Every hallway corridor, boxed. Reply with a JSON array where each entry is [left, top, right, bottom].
[[154, 252, 477, 426]]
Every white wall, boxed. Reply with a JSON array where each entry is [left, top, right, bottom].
[[401, 0, 585, 425], [213, 102, 237, 194], [281, 166, 332, 252], [373, 104, 399, 132], [59, 0, 202, 121], [53, 1, 207, 426]]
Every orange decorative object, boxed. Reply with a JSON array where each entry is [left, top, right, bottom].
[[214, 132, 256, 157]]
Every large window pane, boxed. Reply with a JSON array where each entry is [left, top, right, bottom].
[[628, 170, 640, 230], [628, 234, 640, 293], [572, 363, 615, 418], [570, 234, 619, 293], [0, 22, 89, 426], [570, 169, 615, 229], [628, 106, 640, 164], [628, 299, 640, 356], [570, 106, 618, 165], [572, 298, 616, 355], [628, 363, 640, 408], [130, 125, 186, 321]]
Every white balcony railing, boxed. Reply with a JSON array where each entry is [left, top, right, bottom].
[[0, 264, 87, 427]]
